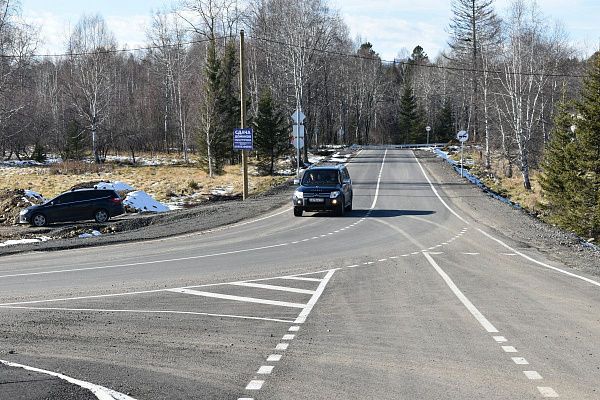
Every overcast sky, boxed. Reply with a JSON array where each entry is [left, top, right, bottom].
[[21, 0, 600, 59]]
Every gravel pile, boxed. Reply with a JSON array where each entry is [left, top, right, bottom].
[[415, 150, 599, 277]]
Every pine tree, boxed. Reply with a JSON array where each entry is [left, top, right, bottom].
[[253, 89, 289, 175], [397, 85, 424, 144], [435, 100, 455, 142], [218, 41, 241, 165], [574, 53, 600, 238], [63, 119, 85, 160], [539, 102, 582, 233]]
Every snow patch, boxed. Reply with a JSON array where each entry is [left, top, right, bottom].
[[124, 191, 170, 213], [95, 181, 135, 192], [0, 236, 51, 247], [78, 230, 102, 239]]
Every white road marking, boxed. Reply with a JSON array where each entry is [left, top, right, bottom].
[[389, 256, 398, 259], [245, 380, 264, 390], [302, 238, 310, 242], [370, 149, 387, 210], [312, 236, 319, 239], [478, 228, 600, 288], [462, 252, 480, 255], [282, 334, 295, 340], [346, 264, 359, 268], [423, 253, 498, 333], [537, 387, 559, 397], [413, 151, 469, 224], [524, 371, 543, 380], [494, 336, 507, 343], [0, 359, 136, 400], [267, 354, 281, 362], [512, 357, 529, 365], [280, 276, 322, 282], [289, 326, 299, 332], [502, 346, 518, 353], [378, 259, 387, 262], [167, 288, 306, 308], [501, 253, 517, 256], [0, 306, 295, 323], [401, 254, 410, 257], [428, 252, 444, 255], [238, 398, 253, 400], [294, 269, 336, 324], [257, 366, 274, 374], [230, 282, 315, 295], [275, 343, 289, 350]]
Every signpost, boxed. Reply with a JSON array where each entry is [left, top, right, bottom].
[[292, 109, 305, 177], [233, 128, 253, 150], [457, 130, 469, 177], [426, 126, 431, 145]]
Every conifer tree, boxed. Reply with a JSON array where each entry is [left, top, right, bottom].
[[253, 89, 289, 175], [398, 85, 418, 144]]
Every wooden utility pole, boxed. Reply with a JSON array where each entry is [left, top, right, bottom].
[[240, 30, 249, 200]]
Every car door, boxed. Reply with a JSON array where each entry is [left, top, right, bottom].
[[47, 193, 78, 222]]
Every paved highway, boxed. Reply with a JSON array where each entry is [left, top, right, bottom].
[[1, 149, 599, 399]]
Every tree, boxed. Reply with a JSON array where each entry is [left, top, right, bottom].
[[253, 89, 289, 175], [397, 85, 419, 144]]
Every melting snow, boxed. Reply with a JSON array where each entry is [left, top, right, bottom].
[[0, 236, 51, 247], [95, 181, 135, 192], [124, 191, 170, 213], [78, 230, 102, 239]]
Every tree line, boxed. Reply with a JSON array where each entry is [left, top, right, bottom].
[[0, 0, 597, 235]]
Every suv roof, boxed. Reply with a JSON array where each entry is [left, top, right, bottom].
[[307, 163, 346, 170]]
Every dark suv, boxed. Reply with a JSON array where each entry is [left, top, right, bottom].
[[292, 164, 353, 217], [19, 189, 125, 227]]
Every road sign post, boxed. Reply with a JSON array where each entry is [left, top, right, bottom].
[[426, 126, 431, 145], [292, 110, 306, 178], [457, 130, 469, 177]]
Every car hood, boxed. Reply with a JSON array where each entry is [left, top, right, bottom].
[[296, 185, 340, 193]]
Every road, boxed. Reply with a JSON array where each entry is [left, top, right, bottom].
[[0, 149, 599, 399]]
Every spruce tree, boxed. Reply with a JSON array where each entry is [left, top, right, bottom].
[[253, 89, 289, 175], [398, 85, 418, 144]]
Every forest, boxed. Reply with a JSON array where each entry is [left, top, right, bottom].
[[0, 0, 597, 229]]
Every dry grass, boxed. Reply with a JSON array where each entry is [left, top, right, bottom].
[[0, 161, 289, 201]]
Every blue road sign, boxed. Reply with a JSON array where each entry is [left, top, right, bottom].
[[234, 128, 253, 150]]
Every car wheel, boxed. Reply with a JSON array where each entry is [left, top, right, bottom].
[[94, 209, 110, 223], [31, 213, 47, 227], [335, 200, 345, 217], [293, 207, 303, 217]]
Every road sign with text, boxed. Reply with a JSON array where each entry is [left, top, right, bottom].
[[234, 128, 253, 150]]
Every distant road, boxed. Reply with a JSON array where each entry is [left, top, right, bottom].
[[1, 149, 598, 399]]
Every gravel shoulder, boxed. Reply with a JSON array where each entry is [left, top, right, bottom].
[[415, 150, 600, 277], [0, 183, 295, 257]]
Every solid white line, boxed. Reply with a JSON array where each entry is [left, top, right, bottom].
[[502, 346, 518, 353], [370, 149, 388, 210], [524, 371, 543, 380], [512, 357, 529, 365], [288, 326, 300, 332], [423, 252, 499, 333], [0, 359, 136, 400], [238, 398, 253, 400], [267, 354, 281, 362], [282, 334, 295, 340], [493, 336, 507, 343], [167, 288, 306, 308], [229, 282, 316, 295], [537, 387, 559, 397], [245, 380, 264, 390], [275, 343, 289, 350], [478, 228, 600, 288], [0, 242, 291, 280], [0, 306, 295, 323], [280, 276, 322, 282], [257, 366, 273, 375], [294, 269, 336, 324], [413, 150, 469, 224]]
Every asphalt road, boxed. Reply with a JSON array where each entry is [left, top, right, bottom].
[[1, 149, 599, 399]]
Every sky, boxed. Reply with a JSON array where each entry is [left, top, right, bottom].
[[20, 0, 600, 60]]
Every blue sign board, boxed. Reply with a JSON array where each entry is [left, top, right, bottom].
[[233, 128, 253, 150]]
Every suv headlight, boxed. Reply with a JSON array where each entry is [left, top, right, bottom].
[[330, 191, 341, 199], [293, 190, 303, 199], [20, 209, 28, 216]]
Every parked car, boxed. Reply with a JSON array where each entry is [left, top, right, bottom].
[[19, 188, 125, 227], [292, 164, 353, 217]]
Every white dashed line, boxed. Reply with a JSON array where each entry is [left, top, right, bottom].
[[502, 346, 518, 353], [245, 380, 264, 390], [267, 355, 281, 362], [494, 336, 507, 343], [378, 259, 387, 262], [389, 256, 398, 259], [282, 334, 295, 340], [512, 357, 529, 365], [275, 343, 289, 350], [524, 371, 543, 380], [257, 366, 273, 375], [537, 387, 559, 397], [288, 326, 300, 332]]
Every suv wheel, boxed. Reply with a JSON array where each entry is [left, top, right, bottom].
[[335, 199, 345, 217], [31, 213, 47, 227], [293, 207, 303, 217], [94, 209, 110, 223]]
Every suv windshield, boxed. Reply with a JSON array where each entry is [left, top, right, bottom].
[[301, 169, 340, 186]]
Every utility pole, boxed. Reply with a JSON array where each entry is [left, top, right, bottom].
[[239, 30, 249, 200]]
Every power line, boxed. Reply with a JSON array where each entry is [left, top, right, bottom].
[[249, 34, 586, 79]]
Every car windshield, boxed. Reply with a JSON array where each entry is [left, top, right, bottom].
[[302, 170, 339, 185]]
